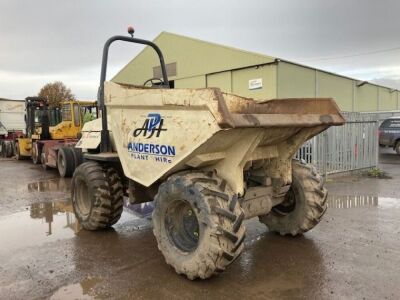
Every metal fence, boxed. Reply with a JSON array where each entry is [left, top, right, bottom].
[[296, 112, 382, 176]]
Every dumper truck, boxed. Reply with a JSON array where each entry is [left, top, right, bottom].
[[71, 29, 345, 279]]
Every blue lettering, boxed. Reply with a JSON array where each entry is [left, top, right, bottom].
[[127, 142, 176, 157], [167, 146, 176, 156], [160, 145, 167, 155]]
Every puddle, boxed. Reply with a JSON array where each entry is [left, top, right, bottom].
[[0, 199, 154, 255], [50, 276, 103, 300], [0, 201, 77, 255], [27, 178, 71, 193], [327, 195, 400, 209]]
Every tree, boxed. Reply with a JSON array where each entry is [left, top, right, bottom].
[[38, 81, 75, 107]]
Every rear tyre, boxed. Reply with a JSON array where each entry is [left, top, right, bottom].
[[5, 141, 13, 158], [41, 153, 49, 170], [58, 147, 75, 177], [14, 143, 23, 160], [259, 160, 327, 236], [72, 161, 124, 230], [1, 141, 13, 158], [395, 141, 400, 155], [0, 141, 7, 158], [152, 171, 245, 280], [71, 147, 83, 168], [32, 142, 41, 164]]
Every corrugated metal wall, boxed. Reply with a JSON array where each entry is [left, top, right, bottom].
[[277, 61, 400, 112], [113, 32, 400, 113], [205, 64, 277, 99]]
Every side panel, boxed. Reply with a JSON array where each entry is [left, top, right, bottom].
[[278, 62, 315, 98], [108, 107, 220, 187], [317, 72, 353, 112], [207, 71, 232, 93], [231, 64, 277, 100], [355, 84, 378, 112], [174, 75, 206, 88], [17, 138, 32, 156], [0, 100, 25, 132], [379, 87, 397, 111]]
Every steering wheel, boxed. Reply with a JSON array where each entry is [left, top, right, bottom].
[[143, 77, 164, 87]]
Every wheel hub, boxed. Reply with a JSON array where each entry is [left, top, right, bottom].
[[272, 187, 297, 216], [74, 178, 91, 217], [165, 199, 199, 253]]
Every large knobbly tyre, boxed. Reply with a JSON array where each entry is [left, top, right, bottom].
[[58, 147, 75, 177], [1, 141, 13, 158], [41, 153, 49, 170], [71, 147, 83, 168], [395, 141, 400, 155], [32, 142, 41, 164], [0, 141, 4, 157], [152, 171, 245, 280], [14, 143, 23, 160], [259, 160, 327, 236], [72, 161, 124, 230]]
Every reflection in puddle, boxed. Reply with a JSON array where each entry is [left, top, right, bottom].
[[50, 276, 103, 300], [0, 199, 154, 255], [30, 201, 78, 235], [27, 178, 70, 193], [327, 195, 400, 209], [0, 201, 76, 255]]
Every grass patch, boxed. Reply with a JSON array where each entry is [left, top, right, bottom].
[[364, 167, 392, 179]]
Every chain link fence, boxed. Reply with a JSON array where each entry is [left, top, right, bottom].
[[296, 112, 386, 177]]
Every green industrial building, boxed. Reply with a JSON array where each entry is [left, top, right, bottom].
[[113, 32, 400, 112]]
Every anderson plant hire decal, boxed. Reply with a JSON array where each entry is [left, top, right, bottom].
[[128, 113, 176, 163]]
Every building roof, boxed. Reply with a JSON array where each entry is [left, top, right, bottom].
[[113, 32, 275, 84], [114, 31, 398, 92]]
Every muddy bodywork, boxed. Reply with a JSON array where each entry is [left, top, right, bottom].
[[78, 81, 344, 195]]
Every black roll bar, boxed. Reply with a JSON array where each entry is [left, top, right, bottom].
[[98, 35, 169, 152]]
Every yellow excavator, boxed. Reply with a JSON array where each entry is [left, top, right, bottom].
[[15, 97, 97, 177]]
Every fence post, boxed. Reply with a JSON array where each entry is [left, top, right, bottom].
[[375, 120, 379, 168], [323, 131, 328, 181]]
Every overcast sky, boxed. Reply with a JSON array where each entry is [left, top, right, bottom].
[[1, 0, 400, 99]]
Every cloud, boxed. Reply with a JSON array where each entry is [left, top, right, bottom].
[[1, 0, 400, 98]]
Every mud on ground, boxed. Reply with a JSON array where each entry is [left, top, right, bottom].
[[0, 148, 399, 299]]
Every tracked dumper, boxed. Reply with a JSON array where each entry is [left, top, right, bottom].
[[72, 30, 345, 280]]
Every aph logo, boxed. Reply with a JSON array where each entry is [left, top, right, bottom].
[[133, 113, 167, 138]]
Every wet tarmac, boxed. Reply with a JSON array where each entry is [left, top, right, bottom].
[[0, 150, 400, 299]]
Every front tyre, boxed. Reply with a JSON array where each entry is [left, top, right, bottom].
[[72, 161, 124, 230], [152, 171, 245, 280], [259, 160, 327, 236]]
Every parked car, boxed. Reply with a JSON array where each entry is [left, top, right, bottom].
[[379, 117, 400, 154]]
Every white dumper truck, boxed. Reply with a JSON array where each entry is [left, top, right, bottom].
[[72, 29, 345, 279]]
